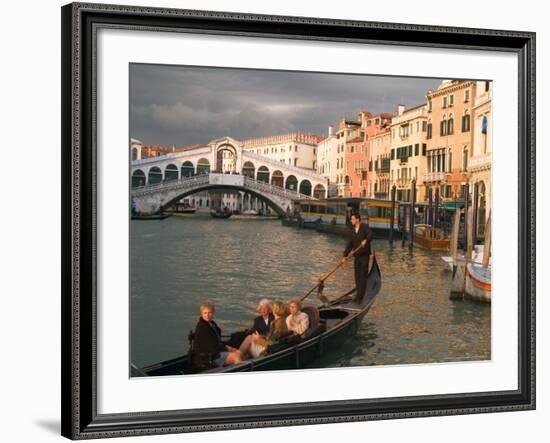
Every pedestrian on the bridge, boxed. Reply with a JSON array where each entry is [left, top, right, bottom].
[[341, 212, 373, 303]]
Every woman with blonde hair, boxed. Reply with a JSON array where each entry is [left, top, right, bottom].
[[239, 300, 289, 359]]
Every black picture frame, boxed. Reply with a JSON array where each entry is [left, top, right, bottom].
[[61, 2, 536, 439]]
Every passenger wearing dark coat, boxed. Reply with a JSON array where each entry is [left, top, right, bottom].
[[192, 303, 242, 368], [193, 316, 226, 360], [250, 313, 275, 335]]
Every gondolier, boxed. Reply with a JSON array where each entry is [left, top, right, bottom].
[[342, 212, 373, 303]]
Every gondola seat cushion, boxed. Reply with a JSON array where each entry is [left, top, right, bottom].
[[302, 305, 320, 328]]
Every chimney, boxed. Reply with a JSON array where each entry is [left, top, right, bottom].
[[328, 125, 334, 136], [397, 104, 405, 116]]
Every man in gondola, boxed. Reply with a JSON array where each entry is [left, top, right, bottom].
[[341, 212, 373, 303]]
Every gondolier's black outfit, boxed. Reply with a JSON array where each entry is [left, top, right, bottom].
[[343, 222, 373, 303]]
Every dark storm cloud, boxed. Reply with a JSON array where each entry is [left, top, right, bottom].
[[130, 64, 442, 147]]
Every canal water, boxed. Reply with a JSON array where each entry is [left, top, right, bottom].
[[130, 213, 491, 369]]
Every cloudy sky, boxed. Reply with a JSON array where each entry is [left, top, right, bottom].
[[130, 64, 442, 147]]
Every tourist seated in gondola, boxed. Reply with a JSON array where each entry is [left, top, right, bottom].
[[239, 301, 290, 359], [192, 302, 242, 368], [250, 298, 274, 335], [225, 298, 274, 348], [286, 299, 309, 337]]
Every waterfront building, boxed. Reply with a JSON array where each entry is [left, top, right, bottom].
[[344, 112, 392, 198], [334, 117, 362, 197], [368, 126, 392, 199], [345, 134, 367, 197], [316, 125, 339, 196], [140, 144, 177, 158], [389, 104, 429, 202], [423, 80, 476, 201], [241, 132, 323, 171], [468, 80, 492, 236]]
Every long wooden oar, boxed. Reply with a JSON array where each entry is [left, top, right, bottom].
[[300, 242, 366, 302]]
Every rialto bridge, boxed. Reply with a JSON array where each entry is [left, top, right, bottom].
[[130, 137, 328, 215]]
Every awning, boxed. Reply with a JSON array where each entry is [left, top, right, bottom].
[[443, 202, 465, 209]]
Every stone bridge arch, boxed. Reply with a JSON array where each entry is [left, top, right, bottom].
[[131, 173, 315, 215], [160, 185, 287, 215]]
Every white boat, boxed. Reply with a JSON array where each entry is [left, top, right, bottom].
[[448, 210, 491, 302], [464, 261, 491, 303]]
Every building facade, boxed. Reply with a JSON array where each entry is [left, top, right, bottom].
[[368, 127, 392, 199], [334, 117, 363, 197], [468, 80, 492, 235], [389, 104, 429, 202], [423, 80, 476, 201], [241, 133, 323, 171], [344, 112, 393, 198], [316, 126, 339, 196]]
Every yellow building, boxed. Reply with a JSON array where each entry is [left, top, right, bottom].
[[468, 80, 492, 236], [389, 104, 429, 202], [424, 80, 476, 201], [368, 127, 392, 199]]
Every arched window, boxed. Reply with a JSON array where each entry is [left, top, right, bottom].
[[132, 147, 138, 161], [257, 166, 270, 183], [299, 180, 312, 196], [148, 167, 162, 185], [285, 175, 298, 191], [313, 184, 326, 199], [447, 114, 454, 135], [462, 112, 471, 132], [440, 115, 447, 136], [242, 161, 255, 178], [196, 158, 210, 175], [463, 146, 469, 171], [271, 170, 284, 188], [164, 164, 178, 181], [131, 169, 145, 188], [181, 161, 194, 177]]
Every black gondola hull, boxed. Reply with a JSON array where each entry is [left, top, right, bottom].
[[138, 256, 381, 376]]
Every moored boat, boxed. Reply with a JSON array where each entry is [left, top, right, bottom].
[[413, 224, 450, 250], [170, 202, 196, 215], [135, 256, 382, 376], [210, 209, 232, 219], [464, 261, 491, 303], [131, 213, 173, 220]]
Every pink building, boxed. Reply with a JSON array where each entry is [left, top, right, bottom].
[[344, 112, 392, 198]]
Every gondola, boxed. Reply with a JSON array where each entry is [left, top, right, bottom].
[[210, 209, 232, 219], [131, 213, 172, 220], [133, 256, 382, 377]]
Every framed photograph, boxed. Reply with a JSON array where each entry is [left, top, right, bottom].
[[61, 2, 535, 439]]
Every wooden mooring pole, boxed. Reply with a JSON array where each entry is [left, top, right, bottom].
[[389, 185, 396, 245], [408, 179, 416, 250]]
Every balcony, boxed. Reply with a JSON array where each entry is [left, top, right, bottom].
[[422, 172, 447, 183], [467, 153, 492, 173], [398, 156, 409, 165], [376, 166, 390, 174]]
